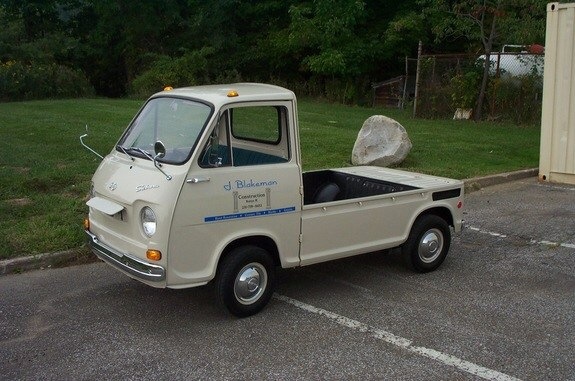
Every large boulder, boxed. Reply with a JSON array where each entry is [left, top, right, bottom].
[[351, 115, 412, 167]]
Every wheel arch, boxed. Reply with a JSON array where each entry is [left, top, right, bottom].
[[218, 235, 281, 270], [416, 206, 454, 227]]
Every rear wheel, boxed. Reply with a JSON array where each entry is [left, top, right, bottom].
[[402, 215, 451, 273], [215, 245, 275, 317]]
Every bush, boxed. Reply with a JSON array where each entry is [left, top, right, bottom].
[[450, 66, 482, 109], [130, 48, 214, 98], [490, 73, 543, 125], [0, 61, 94, 101]]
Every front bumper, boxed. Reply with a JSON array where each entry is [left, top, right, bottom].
[[85, 230, 166, 284]]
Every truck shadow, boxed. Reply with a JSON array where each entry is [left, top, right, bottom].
[[80, 248, 429, 328]]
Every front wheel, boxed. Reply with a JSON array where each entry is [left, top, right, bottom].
[[215, 245, 275, 318], [402, 215, 451, 273]]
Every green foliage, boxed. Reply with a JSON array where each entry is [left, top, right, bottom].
[[450, 63, 482, 109], [420, 0, 547, 49], [1, 0, 62, 39], [0, 0, 549, 106], [287, 0, 367, 76], [384, 11, 427, 56], [0, 60, 94, 101], [490, 73, 543, 125], [0, 3, 93, 101], [418, 0, 548, 120], [130, 48, 215, 98], [416, 54, 544, 124]]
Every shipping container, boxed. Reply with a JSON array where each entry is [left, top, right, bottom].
[[539, 2, 575, 185]]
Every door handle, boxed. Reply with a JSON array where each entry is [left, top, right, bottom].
[[186, 177, 211, 184]]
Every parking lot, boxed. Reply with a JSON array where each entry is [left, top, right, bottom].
[[1, 177, 574, 380]]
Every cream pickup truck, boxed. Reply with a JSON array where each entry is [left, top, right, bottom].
[[83, 83, 463, 317]]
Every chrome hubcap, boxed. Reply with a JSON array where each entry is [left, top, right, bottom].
[[418, 228, 444, 263], [234, 263, 267, 305]]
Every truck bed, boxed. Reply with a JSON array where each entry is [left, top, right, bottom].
[[303, 167, 461, 205]]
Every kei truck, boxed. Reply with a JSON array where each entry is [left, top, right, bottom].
[[82, 83, 464, 317]]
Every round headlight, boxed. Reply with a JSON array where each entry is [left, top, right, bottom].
[[140, 207, 157, 237]]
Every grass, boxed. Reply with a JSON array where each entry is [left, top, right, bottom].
[[297, 99, 540, 177], [0, 98, 540, 259]]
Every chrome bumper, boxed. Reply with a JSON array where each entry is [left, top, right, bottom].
[[85, 230, 166, 283]]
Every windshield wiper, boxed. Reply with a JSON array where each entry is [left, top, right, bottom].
[[129, 146, 172, 181], [116, 145, 135, 161], [129, 147, 154, 161]]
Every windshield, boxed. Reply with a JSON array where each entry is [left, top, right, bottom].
[[118, 97, 213, 164]]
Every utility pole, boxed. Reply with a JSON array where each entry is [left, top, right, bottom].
[[413, 41, 422, 118]]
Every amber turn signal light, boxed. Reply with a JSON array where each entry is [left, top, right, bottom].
[[146, 249, 162, 261], [83, 218, 90, 230]]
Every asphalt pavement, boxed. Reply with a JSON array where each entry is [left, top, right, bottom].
[[1, 175, 573, 380]]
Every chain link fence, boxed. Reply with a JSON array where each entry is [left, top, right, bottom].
[[410, 50, 544, 124], [373, 48, 545, 125]]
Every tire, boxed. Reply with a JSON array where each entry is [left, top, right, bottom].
[[215, 245, 275, 318], [402, 214, 451, 273]]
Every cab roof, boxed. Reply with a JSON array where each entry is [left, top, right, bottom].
[[151, 83, 296, 108]]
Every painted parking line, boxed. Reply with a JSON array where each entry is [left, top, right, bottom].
[[467, 225, 575, 250], [274, 294, 521, 381], [467, 226, 508, 238], [535, 183, 575, 192]]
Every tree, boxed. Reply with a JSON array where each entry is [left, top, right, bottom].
[[1, 0, 61, 39], [268, 0, 424, 102], [0, 1, 94, 100], [274, 0, 367, 78], [420, 0, 547, 120]]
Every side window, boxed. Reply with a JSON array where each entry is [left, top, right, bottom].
[[231, 106, 281, 144], [200, 105, 290, 168], [229, 106, 289, 167]]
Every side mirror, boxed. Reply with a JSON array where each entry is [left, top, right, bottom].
[[154, 140, 166, 158], [153, 141, 172, 181]]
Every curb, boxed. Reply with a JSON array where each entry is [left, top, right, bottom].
[[463, 168, 538, 193], [0, 168, 539, 276], [0, 246, 97, 276]]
